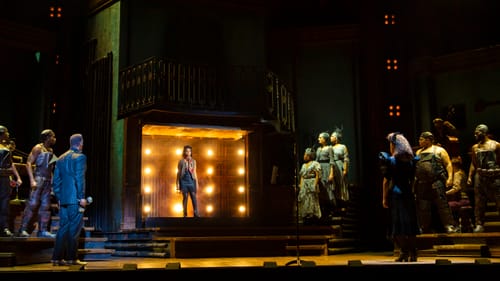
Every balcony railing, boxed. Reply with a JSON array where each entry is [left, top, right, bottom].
[[118, 56, 295, 132]]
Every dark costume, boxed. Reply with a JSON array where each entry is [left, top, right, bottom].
[[379, 152, 420, 261], [19, 148, 55, 235], [414, 148, 456, 233], [446, 167, 472, 232], [0, 146, 14, 236], [331, 144, 349, 203], [315, 145, 335, 218], [177, 157, 199, 217], [472, 140, 500, 227]]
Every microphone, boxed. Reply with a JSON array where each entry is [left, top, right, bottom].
[[79, 196, 93, 213]]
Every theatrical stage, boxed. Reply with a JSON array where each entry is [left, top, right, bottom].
[[1, 251, 499, 279]]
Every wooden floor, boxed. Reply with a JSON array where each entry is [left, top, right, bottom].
[[1, 251, 500, 279]]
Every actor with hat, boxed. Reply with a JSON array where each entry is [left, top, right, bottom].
[[0, 125, 23, 237], [414, 131, 458, 233]]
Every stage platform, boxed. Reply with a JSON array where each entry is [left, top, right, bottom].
[[0, 251, 499, 280]]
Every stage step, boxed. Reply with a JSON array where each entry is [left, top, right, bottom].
[[285, 244, 328, 256], [433, 243, 489, 257], [0, 252, 15, 267], [0, 229, 108, 266]]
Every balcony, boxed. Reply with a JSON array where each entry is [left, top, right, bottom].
[[118, 56, 295, 133]]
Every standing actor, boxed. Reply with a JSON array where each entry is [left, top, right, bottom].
[[467, 124, 500, 233], [379, 132, 420, 262], [414, 131, 458, 233], [18, 129, 57, 238], [329, 127, 350, 210], [0, 125, 22, 237], [298, 148, 322, 224], [176, 145, 200, 217], [51, 134, 88, 266], [315, 132, 335, 221]]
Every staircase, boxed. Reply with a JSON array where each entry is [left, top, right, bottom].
[[0, 199, 112, 266], [100, 184, 363, 259], [327, 183, 363, 255], [103, 230, 169, 258], [415, 201, 500, 258]]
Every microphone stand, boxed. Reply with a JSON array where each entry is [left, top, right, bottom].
[[285, 142, 312, 267]]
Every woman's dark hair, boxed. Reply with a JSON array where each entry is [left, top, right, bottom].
[[183, 145, 193, 156]]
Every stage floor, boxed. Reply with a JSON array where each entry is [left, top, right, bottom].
[[1, 251, 499, 271]]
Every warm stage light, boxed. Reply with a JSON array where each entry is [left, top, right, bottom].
[[205, 185, 214, 194], [141, 124, 248, 217], [207, 167, 214, 175], [238, 186, 245, 193], [173, 203, 183, 214], [238, 205, 246, 213], [144, 185, 152, 193], [143, 205, 151, 213], [206, 205, 213, 213], [388, 104, 401, 117]]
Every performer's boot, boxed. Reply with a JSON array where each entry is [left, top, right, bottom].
[[395, 251, 409, 262], [394, 236, 408, 262], [408, 235, 418, 262], [38, 211, 55, 238]]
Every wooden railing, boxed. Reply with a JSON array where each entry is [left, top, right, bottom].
[[118, 57, 295, 132]]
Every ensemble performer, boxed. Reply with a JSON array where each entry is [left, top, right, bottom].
[[18, 129, 57, 238], [467, 124, 500, 233], [414, 131, 458, 234], [329, 127, 350, 210], [298, 148, 322, 224], [0, 125, 22, 237]]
